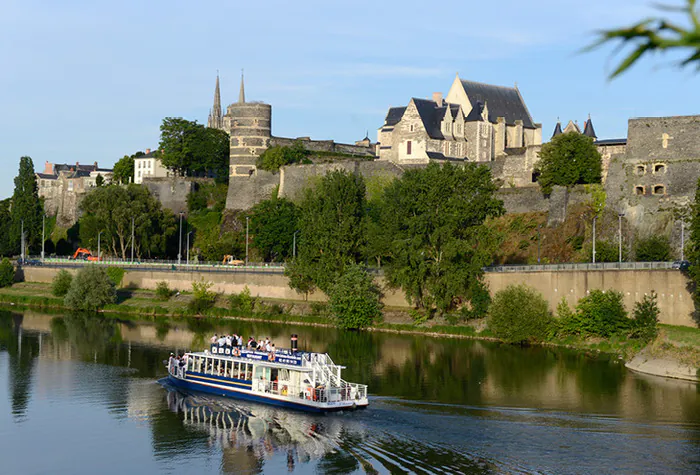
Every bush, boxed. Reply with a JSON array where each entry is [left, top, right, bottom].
[[571, 290, 629, 337], [155, 281, 172, 301], [229, 285, 255, 313], [329, 264, 383, 330], [188, 279, 217, 314], [51, 270, 73, 297], [64, 266, 117, 311], [0, 258, 14, 288], [106, 267, 125, 288], [488, 284, 552, 344], [629, 292, 660, 341], [635, 236, 672, 262]]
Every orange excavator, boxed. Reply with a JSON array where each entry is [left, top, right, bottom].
[[71, 248, 100, 261]]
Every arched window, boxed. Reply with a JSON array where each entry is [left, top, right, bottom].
[[653, 185, 666, 195], [654, 163, 666, 174], [636, 165, 645, 176], [635, 186, 645, 195]]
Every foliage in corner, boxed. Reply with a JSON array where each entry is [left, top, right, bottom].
[[488, 284, 552, 344], [64, 266, 117, 311], [51, 270, 73, 297], [329, 264, 383, 330]]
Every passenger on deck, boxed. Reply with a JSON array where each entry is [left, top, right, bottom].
[[225, 334, 233, 347], [247, 337, 256, 349], [210, 334, 218, 344], [237, 335, 243, 348], [217, 335, 227, 346]]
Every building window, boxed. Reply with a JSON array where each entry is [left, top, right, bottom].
[[409, 124, 414, 132], [653, 185, 666, 195], [407, 141, 412, 155], [654, 163, 666, 174], [636, 165, 645, 176], [68, 181, 73, 191], [635, 186, 645, 195]]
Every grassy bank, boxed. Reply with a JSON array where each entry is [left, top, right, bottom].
[[1, 283, 699, 368]]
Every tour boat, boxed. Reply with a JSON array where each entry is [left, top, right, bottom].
[[165, 335, 369, 413]]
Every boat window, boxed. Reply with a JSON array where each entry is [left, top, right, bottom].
[[246, 365, 253, 380], [280, 369, 289, 381]]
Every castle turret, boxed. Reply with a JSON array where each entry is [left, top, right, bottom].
[[207, 74, 223, 130], [238, 70, 245, 104]]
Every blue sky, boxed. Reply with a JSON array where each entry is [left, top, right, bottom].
[[1, 0, 698, 199]]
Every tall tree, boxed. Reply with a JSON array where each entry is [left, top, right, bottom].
[[78, 184, 176, 259], [379, 162, 504, 314], [0, 199, 12, 256], [587, 0, 700, 78], [286, 170, 367, 294], [10, 157, 44, 255], [112, 154, 136, 184], [536, 133, 602, 195], [249, 195, 299, 262], [159, 118, 230, 180]]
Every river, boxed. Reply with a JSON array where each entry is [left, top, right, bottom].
[[0, 309, 698, 474]]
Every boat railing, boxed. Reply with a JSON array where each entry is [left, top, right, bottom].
[[252, 378, 367, 405]]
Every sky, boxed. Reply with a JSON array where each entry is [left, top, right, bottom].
[[1, 0, 698, 199]]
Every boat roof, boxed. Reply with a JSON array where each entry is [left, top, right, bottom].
[[188, 350, 314, 372]]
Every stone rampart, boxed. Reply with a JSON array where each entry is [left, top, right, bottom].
[[21, 266, 698, 328], [270, 137, 374, 157], [142, 177, 194, 214]]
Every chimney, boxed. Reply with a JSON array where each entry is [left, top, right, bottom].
[[146, 148, 151, 154], [76, 162, 79, 169], [44, 161, 53, 174], [432, 92, 443, 107], [94, 161, 98, 170]]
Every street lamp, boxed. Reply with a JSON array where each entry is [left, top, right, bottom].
[[131, 217, 135, 262], [20, 219, 24, 263], [245, 216, 249, 265], [293, 230, 299, 259], [186, 231, 193, 265], [41, 215, 45, 261], [618, 213, 625, 263], [98, 230, 103, 261], [681, 221, 685, 261], [178, 212, 183, 265], [592, 216, 597, 263], [537, 224, 542, 264]]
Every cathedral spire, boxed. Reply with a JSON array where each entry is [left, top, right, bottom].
[[239, 69, 245, 104], [207, 72, 223, 129]]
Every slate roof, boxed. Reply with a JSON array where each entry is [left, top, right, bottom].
[[594, 138, 627, 146], [385, 107, 407, 126], [413, 98, 445, 139], [36, 173, 57, 180], [552, 122, 563, 138], [460, 80, 535, 128], [464, 101, 485, 122], [583, 118, 597, 138]]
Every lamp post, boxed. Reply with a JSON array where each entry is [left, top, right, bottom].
[[41, 215, 45, 262], [20, 219, 24, 263], [681, 221, 685, 261], [178, 212, 183, 265], [98, 230, 103, 261], [293, 230, 299, 259], [618, 213, 625, 263], [245, 216, 249, 266], [186, 231, 192, 265], [131, 217, 135, 262], [592, 216, 597, 263], [537, 224, 542, 264]]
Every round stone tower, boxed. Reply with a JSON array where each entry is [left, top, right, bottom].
[[224, 102, 271, 176]]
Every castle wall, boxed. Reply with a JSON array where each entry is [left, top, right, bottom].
[[270, 137, 374, 157], [141, 177, 194, 215]]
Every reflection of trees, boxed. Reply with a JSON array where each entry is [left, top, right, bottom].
[[483, 343, 559, 394], [0, 311, 39, 421]]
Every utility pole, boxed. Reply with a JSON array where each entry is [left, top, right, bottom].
[[537, 225, 542, 264], [131, 217, 135, 262], [41, 215, 45, 261], [20, 220, 24, 263], [592, 216, 597, 264], [618, 213, 624, 263], [245, 216, 249, 265], [681, 221, 685, 261], [187, 231, 192, 265], [178, 212, 183, 265], [293, 230, 299, 259], [98, 230, 103, 262]]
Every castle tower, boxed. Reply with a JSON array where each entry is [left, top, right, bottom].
[[223, 73, 273, 210], [207, 74, 223, 130]]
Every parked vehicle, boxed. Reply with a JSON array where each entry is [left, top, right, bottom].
[[70, 248, 100, 261], [672, 260, 690, 271], [222, 255, 245, 266]]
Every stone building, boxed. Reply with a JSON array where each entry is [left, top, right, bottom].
[[377, 74, 543, 168], [206, 73, 374, 210], [134, 149, 171, 184], [37, 161, 113, 226]]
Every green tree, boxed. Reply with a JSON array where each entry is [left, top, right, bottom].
[[635, 235, 672, 261], [574, 290, 629, 337], [78, 184, 176, 259], [159, 118, 230, 180], [379, 162, 505, 314], [256, 141, 310, 172], [630, 291, 660, 341], [10, 156, 44, 254], [329, 264, 383, 330], [488, 284, 551, 344], [249, 196, 298, 262], [587, 0, 700, 78], [0, 199, 12, 256], [285, 170, 367, 294], [95, 174, 104, 187], [51, 270, 73, 297], [112, 154, 136, 184], [537, 133, 602, 195], [0, 258, 14, 288], [686, 178, 700, 319], [64, 266, 117, 311], [188, 279, 217, 314]]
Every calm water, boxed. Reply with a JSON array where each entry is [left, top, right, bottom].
[[0, 310, 699, 474]]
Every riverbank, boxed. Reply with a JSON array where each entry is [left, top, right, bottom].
[[1, 282, 699, 381]]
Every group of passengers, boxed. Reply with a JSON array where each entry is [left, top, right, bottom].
[[168, 353, 188, 377], [209, 333, 277, 355]]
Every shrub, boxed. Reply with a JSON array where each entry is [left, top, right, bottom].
[[488, 284, 552, 344], [635, 236, 672, 262], [629, 292, 660, 341], [106, 267, 126, 288], [155, 281, 172, 301], [51, 270, 73, 297], [188, 279, 217, 314], [64, 266, 117, 311], [0, 258, 14, 288], [228, 285, 256, 313], [573, 290, 629, 337], [329, 264, 383, 330]]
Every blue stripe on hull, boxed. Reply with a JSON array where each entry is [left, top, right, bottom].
[[167, 375, 349, 413]]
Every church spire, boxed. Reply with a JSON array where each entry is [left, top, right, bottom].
[[239, 69, 245, 104], [207, 72, 223, 130]]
